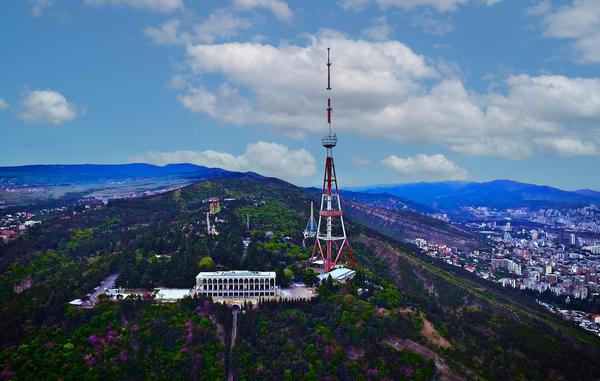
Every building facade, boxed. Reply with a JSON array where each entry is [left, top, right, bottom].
[[195, 271, 279, 301]]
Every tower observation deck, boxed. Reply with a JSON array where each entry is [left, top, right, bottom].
[[310, 48, 357, 272]]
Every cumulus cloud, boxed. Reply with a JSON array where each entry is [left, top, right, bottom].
[[194, 9, 252, 43], [180, 31, 436, 135], [83, 0, 183, 13], [0, 99, 8, 110], [533, 0, 600, 63], [145, 10, 252, 46], [362, 16, 392, 41], [173, 31, 600, 158], [129, 141, 316, 182], [381, 153, 468, 181], [144, 19, 185, 45], [18, 90, 80, 125], [233, 0, 292, 21], [341, 0, 501, 13]]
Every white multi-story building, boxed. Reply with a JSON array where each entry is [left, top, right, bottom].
[[195, 270, 279, 302]]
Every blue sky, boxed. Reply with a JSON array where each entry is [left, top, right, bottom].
[[1, 0, 600, 190]]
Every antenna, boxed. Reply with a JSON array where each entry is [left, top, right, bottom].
[[327, 47, 332, 136], [327, 48, 331, 91]]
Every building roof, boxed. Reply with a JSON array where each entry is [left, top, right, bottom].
[[154, 288, 190, 300], [318, 267, 356, 282], [69, 298, 83, 306], [196, 270, 276, 278]]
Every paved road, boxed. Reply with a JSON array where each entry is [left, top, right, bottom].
[[89, 273, 118, 305], [228, 306, 240, 381], [241, 239, 251, 262]]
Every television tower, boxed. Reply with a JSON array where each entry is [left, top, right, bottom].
[[310, 48, 356, 272]]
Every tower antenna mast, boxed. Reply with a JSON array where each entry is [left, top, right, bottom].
[[311, 48, 356, 272], [327, 48, 332, 136]]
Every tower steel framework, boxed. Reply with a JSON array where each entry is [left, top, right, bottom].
[[310, 48, 357, 272]]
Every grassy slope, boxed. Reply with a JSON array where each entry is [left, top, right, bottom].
[[352, 233, 600, 380]]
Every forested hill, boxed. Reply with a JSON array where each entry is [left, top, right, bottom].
[[1, 176, 599, 380]]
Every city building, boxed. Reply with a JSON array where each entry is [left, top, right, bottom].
[[195, 270, 279, 302], [154, 288, 190, 302]]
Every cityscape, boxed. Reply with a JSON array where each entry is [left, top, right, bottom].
[[415, 205, 600, 336]]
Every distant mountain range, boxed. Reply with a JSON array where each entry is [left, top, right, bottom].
[[0, 164, 262, 207], [2, 164, 599, 211], [354, 179, 600, 210], [0, 163, 249, 186]]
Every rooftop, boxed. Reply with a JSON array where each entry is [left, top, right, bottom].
[[196, 270, 276, 278], [318, 267, 356, 282], [154, 288, 190, 300]]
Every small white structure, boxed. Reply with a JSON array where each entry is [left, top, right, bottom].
[[154, 288, 190, 302], [69, 299, 84, 306], [318, 267, 356, 283], [195, 270, 279, 302]]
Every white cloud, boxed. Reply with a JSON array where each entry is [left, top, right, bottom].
[[411, 11, 454, 35], [378, 0, 469, 12], [525, 0, 551, 17], [178, 84, 253, 124], [180, 31, 437, 135], [19, 90, 80, 125], [145, 10, 252, 46], [362, 16, 392, 41], [534, 0, 600, 63], [144, 19, 185, 45], [344, 0, 501, 12], [339, 0, 371, 11], [171, 31, 600, 159], [535, 137, 598, 156], [381, 153, 468, 181], [31, 0, 54, 17], [129, 141, 316, 182], [84, 0, 183, 13], [0, 99, 8, 110], [233, 0, 292, 21], [194, 9, 252, 43]]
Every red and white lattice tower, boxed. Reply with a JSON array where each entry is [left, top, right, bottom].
[[310, 48, 357, 273]]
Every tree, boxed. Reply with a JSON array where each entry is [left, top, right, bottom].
[[198, 256, 214, 270]]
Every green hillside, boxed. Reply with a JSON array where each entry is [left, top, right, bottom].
[[1, 177, 599, 380]]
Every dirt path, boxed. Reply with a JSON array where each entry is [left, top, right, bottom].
[[386, 338, 463, 381]]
